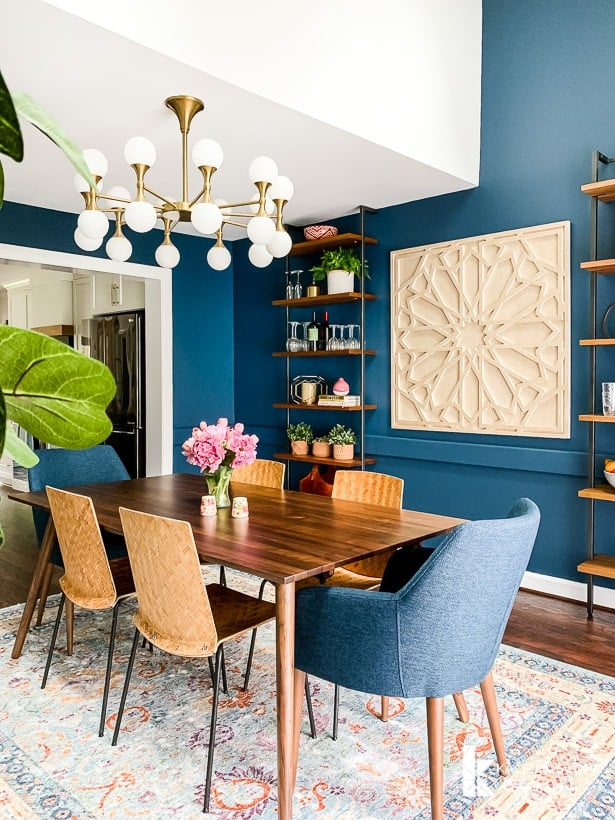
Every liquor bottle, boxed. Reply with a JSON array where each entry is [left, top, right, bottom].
[[307, 310, 319, 351], [318, 310, 329, 350]]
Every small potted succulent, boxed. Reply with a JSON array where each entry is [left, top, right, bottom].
[[310, 247, 369, 295], [327, 423, 357, 460], [287, 421, 314, 455], [311, 435, 331, 459]]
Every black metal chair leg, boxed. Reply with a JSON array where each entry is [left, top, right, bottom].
[[332, 684, 340, 740], [305, 676, 317, 739], [243, 578, 270, 691], [220, 644, 228, 695], [111, 627, 140, 746], [219, 566, 227, 586], [99, 600, 122, 737], [203, 645, 224, 813], [41, 593, 65, 689]]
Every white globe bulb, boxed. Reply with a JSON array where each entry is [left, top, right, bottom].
[[82, 148, 108, 177], [106, 185, 131, 208], [247, 215, 276, 245], [77, 209, 109, 239], [124, 201, 157, 232], [249, 195, 274, 215], [248, 244, 273, 268], [155, 242, 181, 268], [249, 155, 278, 184], [268, 175, 294, 202], [267, 230, 292, 258], [105, 235, 133, 262], [192, 138, 224, 169], [207, 245, 232, 271], [191, 202, 223, 235], [74, 227, 103, 251], [124, 136, 157, 167]]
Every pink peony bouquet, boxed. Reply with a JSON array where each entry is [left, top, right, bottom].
[[182, 417, 258, 475]]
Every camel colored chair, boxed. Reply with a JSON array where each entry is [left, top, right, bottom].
[[230, 458, 286, 490], [41, 487, 135, 737], [112, 507, 276, 814], [293, 497, 540, 820]]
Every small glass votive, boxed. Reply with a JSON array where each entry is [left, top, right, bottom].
[[200, 495, 217, 516], [231, 496, 249, 518], [602, 382, 615, 416]]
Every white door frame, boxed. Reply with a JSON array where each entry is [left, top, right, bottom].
[[0, 242, 173, 476]]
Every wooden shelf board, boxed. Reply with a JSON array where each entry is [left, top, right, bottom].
[[273, 349, 376, 358], [581, 179, 615, 202], [289, 232, 377, 257], [31, 324, 74, 336], [580, 259, 615, 274], [579, 338, 615, 346], [579, 485, 615, 501], [577, 554, 615, 579], [273, 403, 376, 411], [578, 414, 615, 422], [273, 452, 376, 467], [272, 292, 376, 307]]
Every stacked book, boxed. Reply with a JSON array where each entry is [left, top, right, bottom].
[[317, 394, 361, 407]]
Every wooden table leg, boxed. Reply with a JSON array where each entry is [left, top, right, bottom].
[[11, 517, 57, 659], [276, 581, 295, 820]]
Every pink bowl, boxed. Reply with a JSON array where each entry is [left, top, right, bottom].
[[303, 224, 338, 241]]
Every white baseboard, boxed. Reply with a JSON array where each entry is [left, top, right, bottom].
[[522, 570, 615, 611]]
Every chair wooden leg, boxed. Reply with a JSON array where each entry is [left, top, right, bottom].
[[112, 627, 140, 746], [35, 562, 54, 626], [99, 600, 122, 737], [453, 692, 469, 722], [292, 668, 306, 793], [426, 697, 444, 820], [203, 645, 224, 813], [480, 671, 508, 776], [65, 598, 74, 655], [41, 593, 65, 688], [380, 695, 389, 721]]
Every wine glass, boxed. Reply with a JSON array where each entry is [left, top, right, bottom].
[[348, 324, 361, 349], [292, 269, 303, 300], [286, 321, 301, 352]]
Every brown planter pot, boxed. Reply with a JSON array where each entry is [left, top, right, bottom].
[[333, 443, 354, 460], [290, 440, 309, 455], [312, 441, 331, 459]]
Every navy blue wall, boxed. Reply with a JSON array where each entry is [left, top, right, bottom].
[[233, 0, 615, 586]]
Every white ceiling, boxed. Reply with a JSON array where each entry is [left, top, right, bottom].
[[0, 0, 481, 242]]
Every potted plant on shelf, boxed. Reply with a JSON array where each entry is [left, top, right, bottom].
[[328, 423, 357, 460], [310, 247, 369, 295], [287, 421, 313, 455], [311, 435, 331, 459]]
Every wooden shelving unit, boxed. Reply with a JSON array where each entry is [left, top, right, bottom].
[[274, 403, 376, 412], [289, 232, 377, 257], [273, 452, 376, 468], [273, 350, 376, 358]]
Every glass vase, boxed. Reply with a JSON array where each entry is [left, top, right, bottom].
[[205, 465, 232, 508]]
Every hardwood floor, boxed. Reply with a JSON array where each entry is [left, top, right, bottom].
[[1, 487, 614, 678]]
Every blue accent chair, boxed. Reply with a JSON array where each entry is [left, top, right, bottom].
[[293, 498, 540, 820], [28, 445, 130, 624]]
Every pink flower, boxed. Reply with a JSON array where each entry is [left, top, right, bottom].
[[182, 418, 259, 475]]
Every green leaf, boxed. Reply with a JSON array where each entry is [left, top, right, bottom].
[[0, 388, 5, 457], [4, 423, 38, 467], [0, 326, 116, 449], [0, 159, 4, 209], [0, 69, 24, 163], [12, 91, 95, 190]]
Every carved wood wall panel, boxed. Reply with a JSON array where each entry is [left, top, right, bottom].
[[390, 221, 570, 437]]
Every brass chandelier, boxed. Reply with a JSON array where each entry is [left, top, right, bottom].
[[73, 94, 294, 271]]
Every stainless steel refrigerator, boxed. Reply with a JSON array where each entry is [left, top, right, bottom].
[[90, 310, 145, 478]]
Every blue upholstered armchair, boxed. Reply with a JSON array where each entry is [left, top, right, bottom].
[[293, 497, 540, 819], [28, 445, 130, 623]]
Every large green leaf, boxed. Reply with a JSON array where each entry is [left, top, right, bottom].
[[3, 423, 38, 467], [12, 91, 95, 190], [0, 388, 5, 456], [0, 326, 115, 449], [0, 69, 23, 163], [0, 159, 4, 209]]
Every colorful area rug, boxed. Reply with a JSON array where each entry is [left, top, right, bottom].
[[0, 569, 614, 818]]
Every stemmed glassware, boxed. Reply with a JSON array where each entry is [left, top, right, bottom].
[[348, 324, 361, 349], [327, 324, 340, 350], [292, 269, 303, 300], [286, 321, 301, 352], [300, 321, 311, 352]]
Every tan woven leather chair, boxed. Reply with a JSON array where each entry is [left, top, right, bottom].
[[41, 487, 135, 738], [230, 458, 285, 489], [112, 507, 276, 814]]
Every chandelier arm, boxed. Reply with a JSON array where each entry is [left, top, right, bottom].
[[223, 217, 253, 230], [142, 184, 173, 206], [97, 192, 131, 205], [188, 187, 208, 209]]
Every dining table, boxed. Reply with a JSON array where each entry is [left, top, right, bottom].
[[9, 471, 465, 820]]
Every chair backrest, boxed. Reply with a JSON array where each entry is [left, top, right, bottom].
[[28, 446, 130, 545], [395, 497, 540, 698], [118, 507, 219, 657], [332, 470, 404, 576], [230, 459, 285, 490], [46, 487, 117, 609]]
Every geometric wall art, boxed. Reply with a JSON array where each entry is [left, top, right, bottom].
[[390, 221, 570, 437]]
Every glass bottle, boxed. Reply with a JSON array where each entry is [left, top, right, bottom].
[[318, 310, 329, 351], [307, 310, 319, 351]]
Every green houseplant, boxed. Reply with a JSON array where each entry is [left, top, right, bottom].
[[287, 421, 313, 455], [327, 423, 356, 460], [310, 246, 369, 295]]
